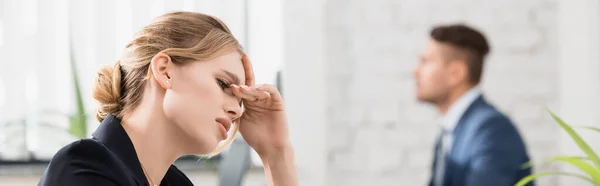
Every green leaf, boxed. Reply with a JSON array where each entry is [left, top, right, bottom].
[[549, 156, 600, 183], [520, 156, 600, 183], [67, 42, 87, 139], [515, 172, 594, 186], [521, 156, 590, 169], [521, 160, 534, 170], [546, 108, 600, 170], [68, 115, 86, 139], [576, 126, 600, 134]]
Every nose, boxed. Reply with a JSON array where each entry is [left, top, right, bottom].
[[224, 98, 242, 120], [413, 63, 421, 78], [413, 66, 419, 78]]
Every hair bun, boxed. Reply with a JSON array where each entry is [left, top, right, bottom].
[[92, 62, 123, 122]]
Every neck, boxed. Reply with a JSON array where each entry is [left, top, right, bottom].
[[121, 100, 184, 185], [437, 84, 475, 115]]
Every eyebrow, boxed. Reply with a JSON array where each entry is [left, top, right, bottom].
[[221, 69, 241, 85]]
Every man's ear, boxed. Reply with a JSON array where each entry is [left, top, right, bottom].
[[150, 52, 173, 89], [448, 59, 469, 85]]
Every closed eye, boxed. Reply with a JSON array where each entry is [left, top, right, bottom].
[[218, 78, 241, 104], [217, 79, 229, 90]]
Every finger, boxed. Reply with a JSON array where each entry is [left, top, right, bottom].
[[231, 84, 270, 102], [255, 84, 283, 102], [231, 84, 257, 101], [239, 85, 271, 100], [236, 85, 271, 101], [241, 54, 255, 86]]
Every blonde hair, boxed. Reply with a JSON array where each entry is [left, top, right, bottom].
[[92, 11, 241, 155]]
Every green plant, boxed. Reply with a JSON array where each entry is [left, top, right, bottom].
[[516, 108, 600, 186], [34, 43, 89, 140], [0, 41, 87, 162], [67, 45, 87, 139], [36, 44, 88, 139]]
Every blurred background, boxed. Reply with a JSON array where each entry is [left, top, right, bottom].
[[1, 0, 600, 186]]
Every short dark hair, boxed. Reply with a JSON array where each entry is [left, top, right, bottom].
[[430, 24, 490, 85]]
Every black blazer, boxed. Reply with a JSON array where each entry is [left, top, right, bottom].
[[38, 114, 194, 186]]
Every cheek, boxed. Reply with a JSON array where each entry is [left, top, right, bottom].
[[420, 67, 437, 83], [162, 78, 224, 131], [420, 66, 447, 89]]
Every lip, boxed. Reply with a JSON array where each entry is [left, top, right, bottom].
[[218, 124, 228, 139], [215, 117, 232, 139]]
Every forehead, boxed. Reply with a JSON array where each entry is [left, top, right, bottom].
[[201, 51, 246, 83], [423, 39, 454, 57]]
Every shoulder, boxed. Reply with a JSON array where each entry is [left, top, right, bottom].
[[469, 103, 526, 145], [468, 101, 514, 130], [462, 100, 525, 142], [39, 139, 127, 185], [60, 138, 111, 157], [48, 138, 117, 167]]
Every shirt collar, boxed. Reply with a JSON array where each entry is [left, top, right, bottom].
[[92, 114, 148, 185], [440, 86, 482, 132]]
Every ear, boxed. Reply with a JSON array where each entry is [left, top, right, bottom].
[[150, 52, 173, 89], [448, 59, 469, 85]]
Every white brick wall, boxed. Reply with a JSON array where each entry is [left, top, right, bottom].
[[556, 0, 600, 185], [285, 0, 567, 185], [326, 0, 561, 185]]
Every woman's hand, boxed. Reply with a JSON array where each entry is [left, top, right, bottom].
[[230, 54, 291, 157], [231, 54, 297, 186]]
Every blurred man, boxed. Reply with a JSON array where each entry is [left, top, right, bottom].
[[414, 24, 533, 186]]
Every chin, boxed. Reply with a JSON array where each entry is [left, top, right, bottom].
[[189, 145, 217, 155], [416, 94, 427, 101], [184, 135, 220, 155], [416, 95, 434, 103]]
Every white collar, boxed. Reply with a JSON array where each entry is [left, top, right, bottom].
[[440, 86, 482, 132]]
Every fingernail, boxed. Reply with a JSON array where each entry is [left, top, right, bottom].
[[241, 85, 249, 89]]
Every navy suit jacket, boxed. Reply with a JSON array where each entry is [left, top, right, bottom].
[[429, 96, 533, 186]]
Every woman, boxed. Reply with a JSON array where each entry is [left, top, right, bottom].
[[38, 11, 297, 186]]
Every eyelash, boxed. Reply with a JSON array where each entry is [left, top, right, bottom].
[[217, 78, 230, 90]]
